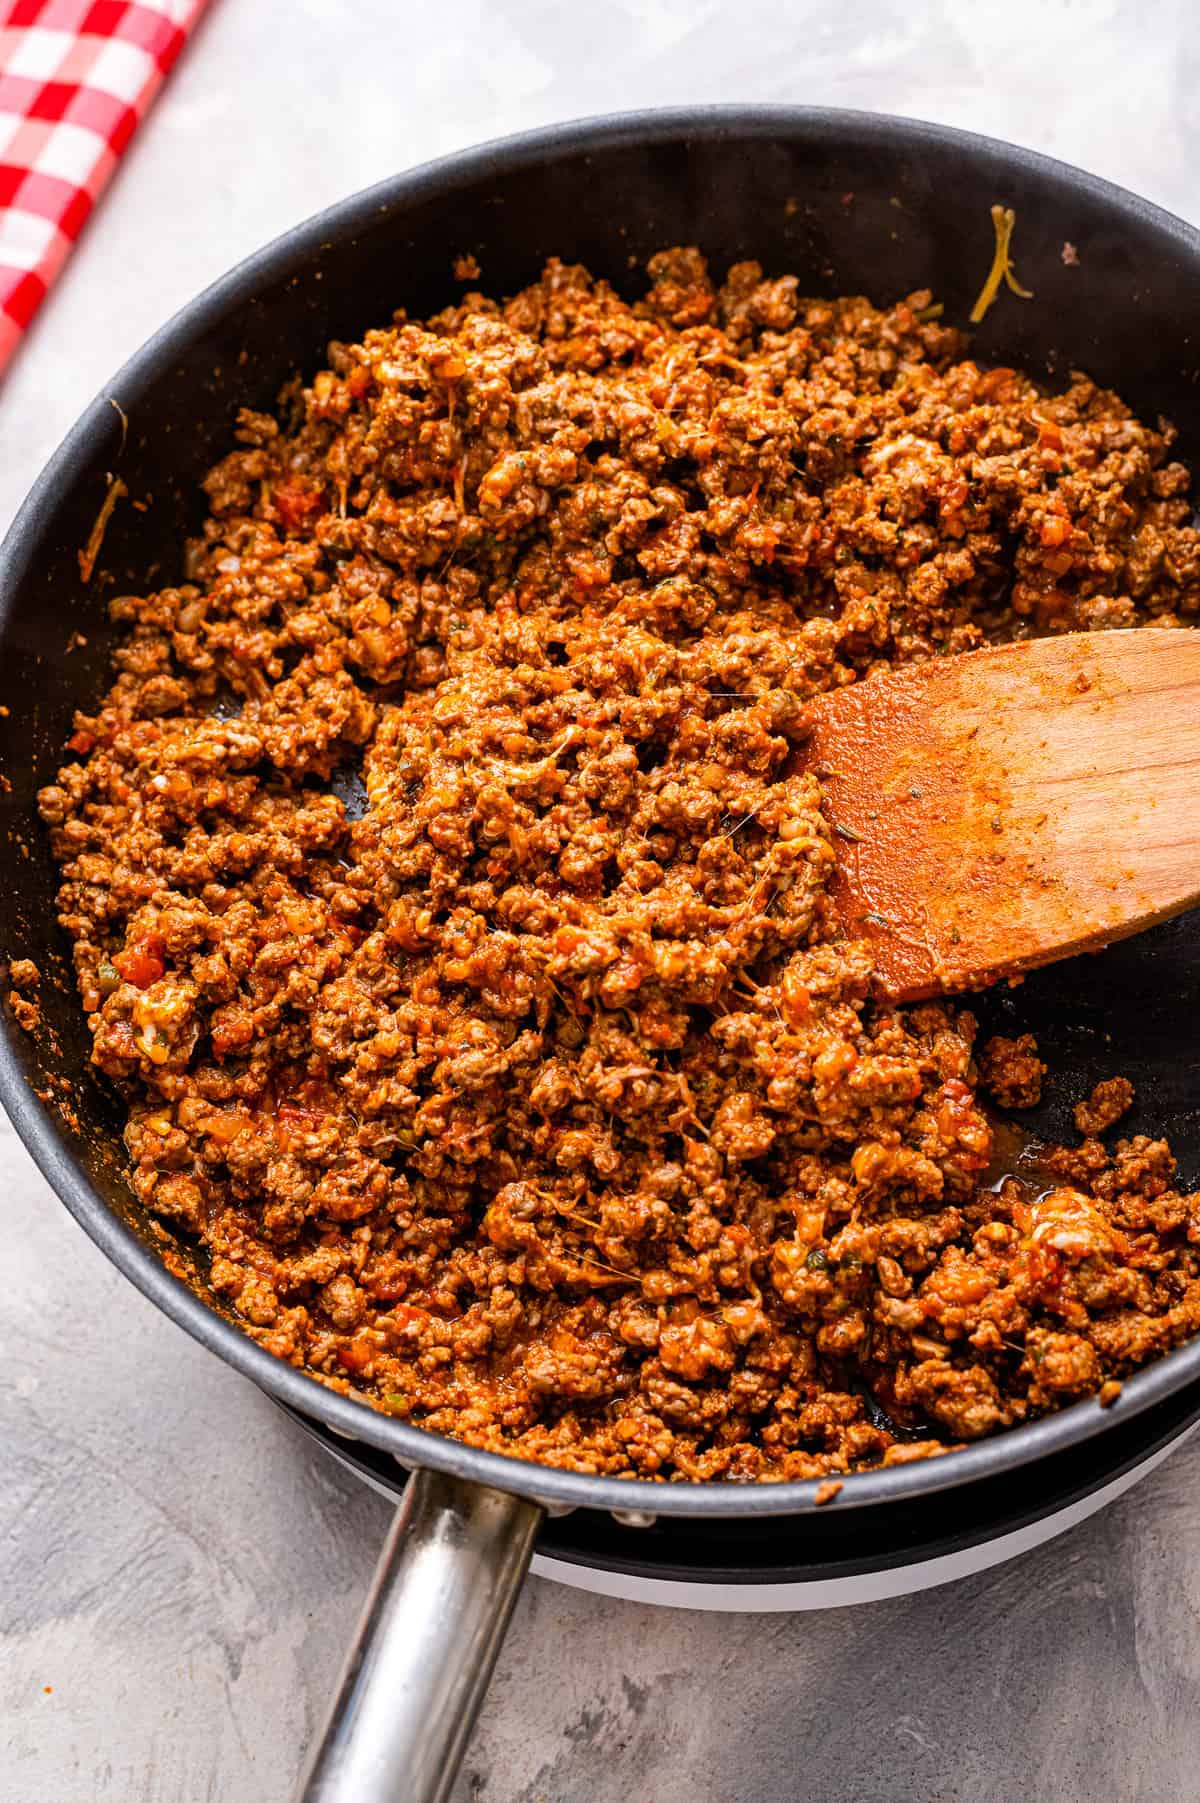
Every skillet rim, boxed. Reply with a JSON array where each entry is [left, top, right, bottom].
[[3, 101, 1200, 1520]]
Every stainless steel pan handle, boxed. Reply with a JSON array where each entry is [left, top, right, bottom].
[[296, 1468, 543, 1803]]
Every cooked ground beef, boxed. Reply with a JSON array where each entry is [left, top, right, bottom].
[[7, 955, 42, 1034], [978, 1034, 1046, 1111], [38, 249, 1200, 1481], [1074, 1076, 1136, 1138]]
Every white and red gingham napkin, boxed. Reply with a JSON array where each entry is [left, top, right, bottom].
[[0, 0, 208, 376]]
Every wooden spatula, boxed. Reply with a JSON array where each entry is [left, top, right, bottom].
[[803, 627, 1200, 1002]]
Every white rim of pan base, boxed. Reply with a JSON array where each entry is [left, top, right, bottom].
[[322, 1423, 1194, 1614]]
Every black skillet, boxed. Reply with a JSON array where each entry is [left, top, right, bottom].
[[3, 108, 1200, 1801]]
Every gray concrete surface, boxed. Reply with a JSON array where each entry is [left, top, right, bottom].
[[4, 1, 1200, 1797]]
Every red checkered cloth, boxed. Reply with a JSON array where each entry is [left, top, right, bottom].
[[0, 0, 208, 375]]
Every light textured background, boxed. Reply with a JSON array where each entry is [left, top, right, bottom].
[[4, 2, 1200, 1798]]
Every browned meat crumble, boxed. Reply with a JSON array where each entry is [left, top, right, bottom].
[[37, 248, 1200, 1481], [7, 956, 42, 1033], [979, 1034, 1046, 1112], [1074, 1076, 1136, 1138]]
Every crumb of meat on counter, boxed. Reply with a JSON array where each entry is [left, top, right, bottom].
[[1074, 1076, 1136, 1137], [35, 247, 1200, 1485], [978, 1033, 1046, 1110]]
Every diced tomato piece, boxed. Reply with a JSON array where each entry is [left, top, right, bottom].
[[368, 1273, 409, 1302], [66, 729, 95, 754], [273, 476, 325, 531], [276, 1100, 326, 1148], [206, 1110, 252, 1146], [277, 1101, 324, 1126], [113, 933, 165, 989]]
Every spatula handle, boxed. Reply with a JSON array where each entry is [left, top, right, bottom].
[[296, 1468, 542, 1803]]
